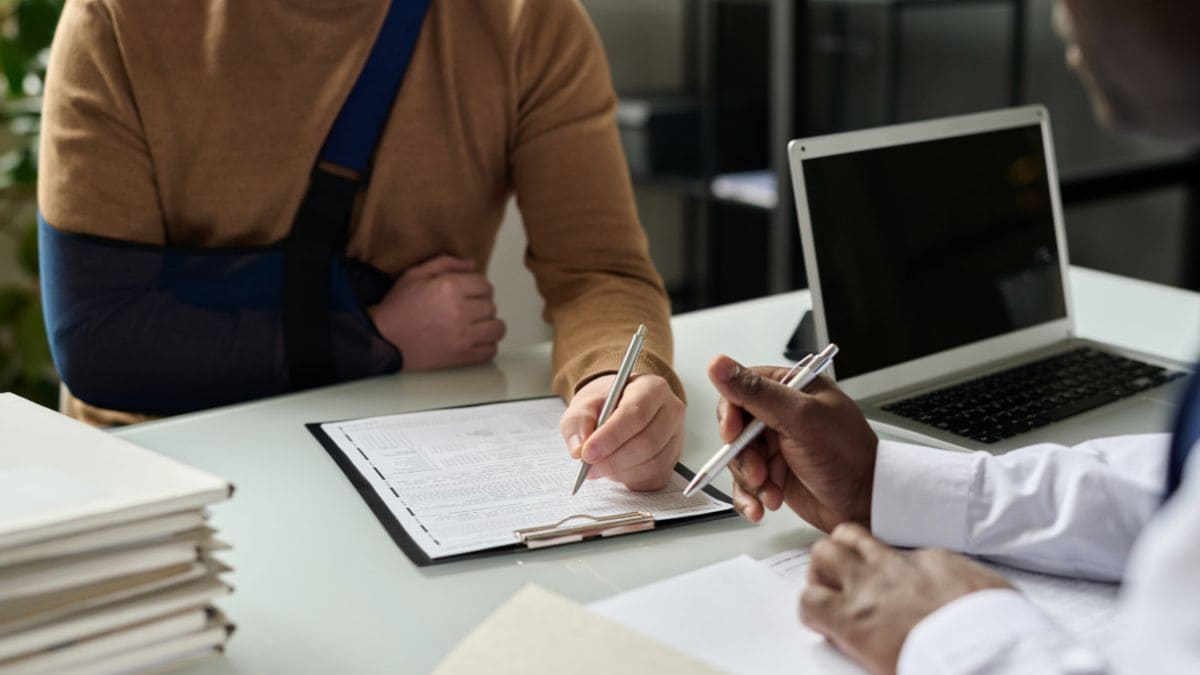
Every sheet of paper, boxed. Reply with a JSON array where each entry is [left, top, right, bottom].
[[590, 549, 1122, 675], [591, 556, 867, 675], [435, 584, 721, 675], [319, 398, 731, 559], [762, 549, 1121, 647]]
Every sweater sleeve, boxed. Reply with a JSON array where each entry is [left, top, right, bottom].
[[507, 0, 683, 402], [38, 0, 165, 244], [37, 1, 399, 421]]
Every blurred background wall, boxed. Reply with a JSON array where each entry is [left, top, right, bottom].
[[570, 0, 1191, 308]]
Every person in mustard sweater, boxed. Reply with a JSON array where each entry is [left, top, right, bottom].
[[37, 0, 685, 491]]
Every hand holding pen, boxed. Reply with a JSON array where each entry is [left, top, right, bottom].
[[562, 325, 687, 494], [699, 348, 879, 532], [685, 344, 838, 497]]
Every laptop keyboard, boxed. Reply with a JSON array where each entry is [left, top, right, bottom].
[[881, 347, 1185, 444]]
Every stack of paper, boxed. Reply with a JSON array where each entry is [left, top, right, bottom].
[[0, 394, 234, 675]]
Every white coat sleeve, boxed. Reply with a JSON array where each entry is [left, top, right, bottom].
[[896, 449, 1200, 675], [870, 434, 1168, 580]]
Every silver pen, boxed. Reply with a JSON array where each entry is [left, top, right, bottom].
[[571, 324, 648, 495], [682, 343, 839, 498]]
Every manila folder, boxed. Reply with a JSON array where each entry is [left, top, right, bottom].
[[433, 584, 721, 675]]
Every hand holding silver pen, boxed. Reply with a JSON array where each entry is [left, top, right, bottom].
[[684, 344, 839, 498], [570, 325, 647, 495], [697, 345, 878, 530]]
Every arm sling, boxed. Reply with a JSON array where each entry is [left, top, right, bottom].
[[39, 0, 431, 415]]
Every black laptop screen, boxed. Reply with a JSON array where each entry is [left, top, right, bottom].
[[802, 124, 1067, 380]]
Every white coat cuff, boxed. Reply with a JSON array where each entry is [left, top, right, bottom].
[[871, 440, 974, 550]]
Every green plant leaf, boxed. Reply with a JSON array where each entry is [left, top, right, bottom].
[[0, 347, 13, 390], [18, 217, 38, 276], [15, 298, 53, 375], [0, 36, 29, 97], [10, 375, 58, 408], [11, 147, 37, 185], [16, 0, 62, 57], [0, 286, 30, 322]]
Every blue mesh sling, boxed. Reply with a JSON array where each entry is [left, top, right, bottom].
[[39, 0, 430, 415]]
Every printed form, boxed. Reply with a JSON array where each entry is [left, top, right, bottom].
[[320, 397, 731, 560]]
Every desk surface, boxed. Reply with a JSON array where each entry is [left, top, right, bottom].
[[116, 267, 1200, 674]]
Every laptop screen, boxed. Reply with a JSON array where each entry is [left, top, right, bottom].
[[802, 124, 1067, 379]]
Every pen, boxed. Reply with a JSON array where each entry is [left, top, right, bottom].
[[571, 324, 648, 495], [682, 343, 839, 498]]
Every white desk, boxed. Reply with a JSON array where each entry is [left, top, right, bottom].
[[116, 267, 1200, 674]]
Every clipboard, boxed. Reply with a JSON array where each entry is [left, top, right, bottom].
[[514, 511, 655, 548], [306, 397, 736, 567]]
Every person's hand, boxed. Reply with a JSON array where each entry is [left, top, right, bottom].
[[560, 374, 685, 491], [369, 255, 506, 370], [707, 354, 877, 532], [801, 523, 1014, 675]]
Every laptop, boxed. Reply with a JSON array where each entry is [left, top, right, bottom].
[[788, 105, 1189, 453]]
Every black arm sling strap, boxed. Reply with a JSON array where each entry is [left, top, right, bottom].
[[283, 0, 431, 390]]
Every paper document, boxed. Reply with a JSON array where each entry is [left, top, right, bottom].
[[435, 584, 721, 675], [0, 560, 221, 635], [592, 556, 866, 675], [53, 618, 230, 675], [0, 393, 234, 674], [316, 398, 732, 562], [0, 576, 229, 661], [762, 548, 1121, 646], [0, 534, 212, 603], [2, 607, 209, 673], [0, 511, 207, 569], [592, 549, 1122, 675], [0, 393, 231, 550]]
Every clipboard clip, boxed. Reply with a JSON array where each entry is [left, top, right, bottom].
[[514, 511, 655, 549]]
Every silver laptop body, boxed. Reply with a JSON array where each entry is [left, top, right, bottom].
[[788, 105, 1188, 453]]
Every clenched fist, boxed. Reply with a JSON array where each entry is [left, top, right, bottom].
[[370, 255, 507, 370]]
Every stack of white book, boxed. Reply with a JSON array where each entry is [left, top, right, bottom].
[[0, 394, 234, 675]]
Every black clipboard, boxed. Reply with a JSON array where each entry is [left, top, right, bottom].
[[306, 399, 735, 567]]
